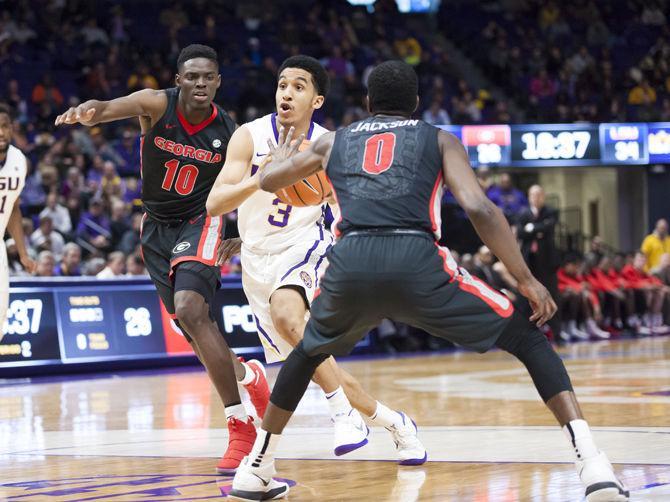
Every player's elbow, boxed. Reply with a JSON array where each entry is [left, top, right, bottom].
[[205, 194, 222, 217], [463, 196, 498, 222]]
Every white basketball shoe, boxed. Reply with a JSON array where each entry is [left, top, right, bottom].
[[386, 411, 427, 465], [333, 408, 370, 456], [229, 456, 289, 501], [577, 451, 629, 501]]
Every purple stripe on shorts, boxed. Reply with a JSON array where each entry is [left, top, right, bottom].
[[251, 164, 259, 175], [254, 315, 281, 354], [280, 239, 320, 281]]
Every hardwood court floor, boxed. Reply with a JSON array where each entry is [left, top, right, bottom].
[[1, 337, 669, 501]]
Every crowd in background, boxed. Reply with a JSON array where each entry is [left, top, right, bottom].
[[1, 0, 669, 345], [441, 0, 670, 123]]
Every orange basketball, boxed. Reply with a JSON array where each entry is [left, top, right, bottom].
[[274, 140, 332, 207]]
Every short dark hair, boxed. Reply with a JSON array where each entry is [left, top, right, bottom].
[[177, 44, 218, 70], [278, 55, 330, 97], [563, 252, 583, 266], [367, 60, 418, 116], [0, 103, 12, 120]]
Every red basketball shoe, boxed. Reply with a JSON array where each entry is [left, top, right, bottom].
[[216, 416, 257, 475]]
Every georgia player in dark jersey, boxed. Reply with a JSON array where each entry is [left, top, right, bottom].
[[230, 61, 628, 502], [55, 45, 269, 475]]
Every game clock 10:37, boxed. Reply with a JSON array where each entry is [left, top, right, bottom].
[[511, 125, 601, 166]]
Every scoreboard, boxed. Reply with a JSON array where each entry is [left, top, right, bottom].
[[440, 122, 670, 168], [0, 277, 370, 374]]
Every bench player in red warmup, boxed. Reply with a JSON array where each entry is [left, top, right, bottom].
[[229, 61, 628, 502], [55, 44, 270, 474]]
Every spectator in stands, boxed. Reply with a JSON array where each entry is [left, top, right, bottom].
[[127, 63, 159, 91], [30, 215, 65, 260], [96, 251, 126, 278], [55, 242, 82, 277], [640, 218, 670, 272], [109, 198, 130, 250], [517, 184, 561, 337], [39, 192, 72, 235], [76, 198, 111, 251], [584, 254, 626, 332], [80, 17, 109, 46], [100, 161, 126, 200], [34, 250, 56, 277], [61, 166, 86, 199], [31, 74, 63, 109], [620, 252, 669, 334], [122, 176, 142, 210], [422, 100, 451, 125], [118, 212, 142, 255], [112, 130, 140, 176], [557, 254, 610, 340], [473, 245, 518, 303], [126, 253, 146, 276], [487, 173, 528, 222], [83, 257, 106, 276], [628, 79, 657, 120], [6, 239, 30, 277], [652, 253, 670, 286]]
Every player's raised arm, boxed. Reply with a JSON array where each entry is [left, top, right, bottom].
[[259, 128, 335, 193], [206, 126, 258, 216], [54, 88, 167, 127], [439, 130, 556, 326]]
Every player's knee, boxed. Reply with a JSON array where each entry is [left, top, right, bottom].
[[270, 290, 307, 346], [174, 291, 209, 335]]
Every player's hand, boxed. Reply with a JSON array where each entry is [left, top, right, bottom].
[[267, 125, 304, 164], [55, 105, 97, 126], [20, 254, 36, 274], [517, 278, 557, 327], [216, 238, 242, 266]]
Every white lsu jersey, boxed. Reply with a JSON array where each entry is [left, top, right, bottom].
[[0, 145, 28, 331], [0, 145, 27, 236], [238, 113, 328, 254]]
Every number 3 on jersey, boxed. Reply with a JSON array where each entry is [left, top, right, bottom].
[[362, 132, 396, 175], [162, 159, 199, 195], [268, 198, 292, 227]]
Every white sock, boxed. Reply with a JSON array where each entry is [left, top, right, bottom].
[[563, 419, 599, 461], [239, 362, 256, 385], [225, 403, 248, 421], [250, 428, 281, 467], [368, 401, 402, 428], [325, 386, 352, 418]]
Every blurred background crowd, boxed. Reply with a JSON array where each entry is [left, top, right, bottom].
[[1, 0, 669, 346]]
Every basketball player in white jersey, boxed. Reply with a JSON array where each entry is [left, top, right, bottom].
[[207, 56, 425, 464], [0, 103, 36, 338]]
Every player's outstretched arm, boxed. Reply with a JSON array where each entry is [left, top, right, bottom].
[[206, 126, 258, 216], [54, 89, 167, 127], [258, 129, 335, 193], [439, 130, 556, 326], [6, 198, 36, 274]]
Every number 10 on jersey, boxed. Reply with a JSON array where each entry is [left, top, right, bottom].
[[162, 159, 199, 195]]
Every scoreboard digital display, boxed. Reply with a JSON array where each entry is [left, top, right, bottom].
[[599, 123, 648, 164], [0, 278, 372, 374], [439, 121, 670, 168], [648, 123, 670, 164], [510, 124, 601, 166]]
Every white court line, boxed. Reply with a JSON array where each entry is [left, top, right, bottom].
[[4, 426, 670, 465]]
